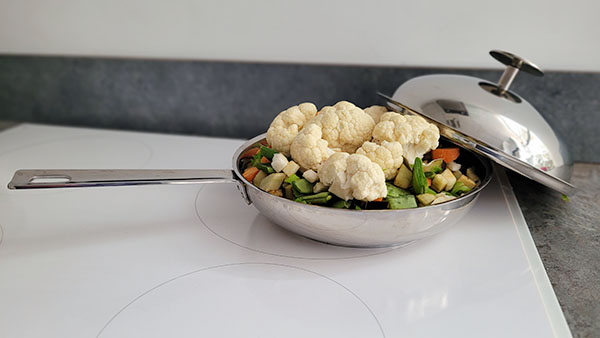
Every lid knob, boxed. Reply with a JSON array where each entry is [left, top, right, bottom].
[[480, 50, 544, 102]]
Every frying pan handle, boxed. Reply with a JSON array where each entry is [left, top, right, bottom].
[[7, 169, 251, 205]]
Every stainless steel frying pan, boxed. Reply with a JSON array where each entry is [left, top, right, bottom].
[[7, 133, 492, 248]]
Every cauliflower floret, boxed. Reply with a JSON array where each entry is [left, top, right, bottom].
[[356, 141, 404, 180], [363, 105, 388, 124], [318, 152, 386, 201], [318, 152, 350, 186], [372, 112, 440, 165], [289, 124, 331, 170], [266, 102, 318, 155], [306, 101, 375, 153]]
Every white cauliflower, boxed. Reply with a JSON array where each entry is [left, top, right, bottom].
[[306, 101, 375, 153], [372, 112, 440, 165], [356, 141, 404, 180], [318, 152, 387, 201], [266, 102, 318, 155], [318, 152, 350, 186], [289, 124, 331, 170], [363, 105, 388, 124]]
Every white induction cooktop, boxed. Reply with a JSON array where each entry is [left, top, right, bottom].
[[0, 124, 571, 338]]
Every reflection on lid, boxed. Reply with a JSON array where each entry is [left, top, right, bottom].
[[426, 99, 556, 171], [436, 100, 469, 116], [497, 115, 554, 171]]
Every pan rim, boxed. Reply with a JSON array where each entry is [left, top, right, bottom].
[[232, 133, 493, 213]]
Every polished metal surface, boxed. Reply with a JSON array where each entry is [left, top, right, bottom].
[[7, 133, 492, 248], [236, 134, 492, 247], [8, 169, 251, 204], [481, 50, 544, 102], [383, 62, 576, 195], [490, 50, 544, 78]]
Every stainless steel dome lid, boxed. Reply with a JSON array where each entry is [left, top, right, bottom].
[[380, 50, 575, 195]]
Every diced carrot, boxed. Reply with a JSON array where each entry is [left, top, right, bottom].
[[260, 156, 270, 164], [242, 167, 260, 182], [373, 197, 383, 202], [240, 147, 260, 159], [426, 178, 431, 186], [431, 148, 460, 163]]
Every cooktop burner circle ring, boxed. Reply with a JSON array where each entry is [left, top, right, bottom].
[[96, 262, 385, 338], [194, 186, 404, 260]]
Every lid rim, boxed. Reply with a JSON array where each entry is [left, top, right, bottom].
[[378, 92, 577, 196]]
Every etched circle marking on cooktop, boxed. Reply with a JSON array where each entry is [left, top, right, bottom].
[[97, 263, 384, 338], [0, 135, 153, 196], [195, 185, 398, 260]]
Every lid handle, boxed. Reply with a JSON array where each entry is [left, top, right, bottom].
[[490, 50, 544, 93]]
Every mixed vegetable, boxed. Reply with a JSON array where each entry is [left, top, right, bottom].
[[240, 143, 482, 210], [239, 100, 484, 210]]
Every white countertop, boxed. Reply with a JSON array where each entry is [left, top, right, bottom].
[[0, 124, 571, 338]]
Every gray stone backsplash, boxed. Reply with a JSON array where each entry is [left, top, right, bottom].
[[0, 55, 598, 162]]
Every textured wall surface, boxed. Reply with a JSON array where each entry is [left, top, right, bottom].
[[0, 55, 599, 162]]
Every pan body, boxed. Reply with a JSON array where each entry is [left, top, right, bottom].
[[246, 184, 481, 247], [233, 134, 493, 248]]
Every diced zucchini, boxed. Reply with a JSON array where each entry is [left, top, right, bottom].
[[457, 174, 477, 189], [386, 182, 410, 198], [282, 161, 300, 177], [388, 195, 418, 209], [292, 178, 314, 194], [284, 174, 300, 184], [292, 186, 303, 199], [431, 174, 448, 192], [423, 158, 444, 173], [393, 164, 412, 189], [313, 182, 328, 193], [258, 173, 286, 191], [253, 170, 267, 186], [466, 167, 481, 183], [432, 193, 457, 205], [416, 193, 436, 206], [440, 168, 457, 191], [271, 153, 288, 172], [302, 169, 319, 183], [450, 181, 471, 196], [283, 184, 294, 199], [446, 161, 462, 171]]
